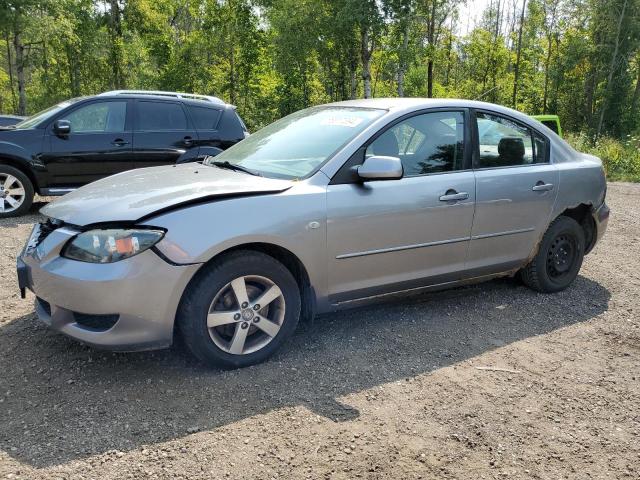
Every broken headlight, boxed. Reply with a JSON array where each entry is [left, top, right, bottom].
[[62, 228, 165, 263]]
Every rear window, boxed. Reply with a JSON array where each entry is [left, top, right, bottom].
[[137, 101, 187, 131], [187, 106, 221, 130]]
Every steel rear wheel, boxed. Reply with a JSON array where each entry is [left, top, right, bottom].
[[178, 250, 301, 368], [521, 216, 585, 293], [0, 165, 34, 218]]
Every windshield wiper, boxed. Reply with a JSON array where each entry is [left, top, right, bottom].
[[210, 160, 262, 177]]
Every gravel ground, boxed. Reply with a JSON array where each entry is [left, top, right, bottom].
[[0, 185, 638, 480]]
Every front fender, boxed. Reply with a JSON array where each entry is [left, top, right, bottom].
[[142, 185, 330, 308], [0, 141, 34, 166]]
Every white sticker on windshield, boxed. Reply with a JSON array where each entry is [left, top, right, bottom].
[[320, 116, 364, 128]]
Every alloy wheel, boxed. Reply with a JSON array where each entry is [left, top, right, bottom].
[[0, 173, 26, 214], [207, 275, 286, 355]]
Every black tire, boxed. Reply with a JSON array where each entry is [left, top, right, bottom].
[[0, 164, 34, 218], [520, 216, 585, 293], [177, 250, 301, 368]]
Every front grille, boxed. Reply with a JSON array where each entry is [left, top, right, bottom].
[[73, 312, 119, 331], [36, 297, 51, 316]]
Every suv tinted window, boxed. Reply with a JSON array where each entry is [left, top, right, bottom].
[[188, 106, 221, 130], [365, 111, 465, 176], [137, 101, 187, 131], [476, 112, 545, 168], [541, 120, 559, 134], [63, 101, 127, 133]]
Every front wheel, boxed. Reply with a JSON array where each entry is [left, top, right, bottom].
[[0, 165, 34, 218], [520, 216, 585, 293], [177, 250, 301, 368]]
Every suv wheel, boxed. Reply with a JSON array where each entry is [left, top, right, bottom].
[[0, 165, 34, 218], [520, 216, 585, 293], [178, 250, 301, 368]]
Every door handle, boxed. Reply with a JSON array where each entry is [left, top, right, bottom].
[[183, 136, 194, 147], [532, 181, 554, 192], [111, 139, 129, 147], [439, 190, 469, 202]]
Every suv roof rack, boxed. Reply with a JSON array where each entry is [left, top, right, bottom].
[[99, 90, 226, 105]]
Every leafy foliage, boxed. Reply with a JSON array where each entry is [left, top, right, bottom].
[[1, 0, 639, 145]]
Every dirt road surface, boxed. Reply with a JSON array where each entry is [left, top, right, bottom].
[[0, 185, 638, 479]]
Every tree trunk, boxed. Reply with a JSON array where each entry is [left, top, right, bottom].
[[596, 0, 628, 138], [108, 0, 124, 89], [4, 29, 17, 112], [13, 32, 26, 116], [361, 29, 372, 99], [229, 47, 237, 105], [426, 0, 437, 98], [66, 46, 81, 97], [512, 0, 526, 108], [350, 60, 357, 99], [631, 57, 640, 119], [542, 33, 553, 113], [444, 26, 453, 87], [397, 20, 410, 97], [583, 66, 597, 128]]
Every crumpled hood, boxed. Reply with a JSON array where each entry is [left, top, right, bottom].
[[42, 164, 293, 226]]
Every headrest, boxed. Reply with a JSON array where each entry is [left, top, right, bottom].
[[498, 137, 525, 159]]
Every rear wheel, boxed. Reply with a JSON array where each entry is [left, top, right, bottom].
[[178, 250, 301, 368], [0, 165, 33, 218], [520, 216, 585, 293]]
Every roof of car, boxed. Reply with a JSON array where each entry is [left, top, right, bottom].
[[327, 97, 556, 133], [326, 97, 520, 112], [97, 90, 228, 107]]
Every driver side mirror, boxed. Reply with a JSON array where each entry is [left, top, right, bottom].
[[356, 155, 403, 181], [53, 119, 71, 136]]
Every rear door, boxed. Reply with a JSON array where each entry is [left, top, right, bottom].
[[44, 99, 133, 186], [132, 100, 198, 168], [467, 110, 558, 274]]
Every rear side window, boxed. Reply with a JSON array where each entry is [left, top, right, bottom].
[[533, 132, 548, 164], [137, 101, 187, 131], [187, 106, 221, 130], [476, 112, 547, 168]]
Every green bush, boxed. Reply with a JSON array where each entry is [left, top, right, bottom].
[[566, 132, 640, 182]]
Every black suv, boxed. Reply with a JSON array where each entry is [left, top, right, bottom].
[[0, 90, 248, 217]]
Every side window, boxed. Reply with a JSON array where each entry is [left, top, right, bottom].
[[365, 111, 465, 176], [137, 101, 187, 131], [187, 106, 221, 130], [533, 132, 548, 164], [476, 112, 545, 168], [63, 102, 127, 133]]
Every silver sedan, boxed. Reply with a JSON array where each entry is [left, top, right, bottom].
[[17, 98, 609, 368]]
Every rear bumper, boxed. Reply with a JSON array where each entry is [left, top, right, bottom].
[[590, 201, 610, 250], [18, 225, 201, 351]]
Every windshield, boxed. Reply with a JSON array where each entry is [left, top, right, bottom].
[[204, 106, 386, 179], [14, 98, 83, 129]]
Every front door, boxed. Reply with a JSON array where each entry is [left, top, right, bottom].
[[466, 111, 559, 274], [45, 100, 133, 186], [326, 110, 476, 304], [132, 100, 198, 168]]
